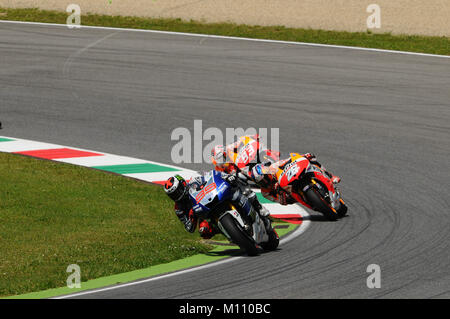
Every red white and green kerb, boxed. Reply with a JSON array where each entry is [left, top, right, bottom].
[[0, 136, 305, 224]]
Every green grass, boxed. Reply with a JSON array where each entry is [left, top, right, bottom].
[[0, 152, 211, 297], [0, 7, 448, 55]]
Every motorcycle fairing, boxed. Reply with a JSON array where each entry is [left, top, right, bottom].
[[277, 154, 309, 188], [189, 170, 231, 212], [235, 139, 259, 169]]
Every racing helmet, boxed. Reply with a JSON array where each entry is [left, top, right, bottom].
[[251, 164, 274, 187], [251, 164, 266, 183], [164, 175, 188, 202]]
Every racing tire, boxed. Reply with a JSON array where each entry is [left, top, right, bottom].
[[260, 228, 279, 251], [220, 214, 259, 256], [304, 187, 339, 221], [337, 200, 348, 218]]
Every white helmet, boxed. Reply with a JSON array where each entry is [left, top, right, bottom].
[[251, 164, 266, 183]]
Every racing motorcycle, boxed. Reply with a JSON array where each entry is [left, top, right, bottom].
[[189, 170, 279, 256], [261, 153, 348, 221], [225, 135, 280, 180]]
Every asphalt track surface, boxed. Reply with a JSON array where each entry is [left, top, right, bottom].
[[1, 22, 449, 299]]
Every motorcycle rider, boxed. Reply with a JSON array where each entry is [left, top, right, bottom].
[[211, 135, 277, 213], [251, 153, 341, 205], [211, 134, 279, 176], [210, 144, 236, 174], [164, 172, 269, 239]]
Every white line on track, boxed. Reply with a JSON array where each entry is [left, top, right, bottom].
[[1, 19, 449, 59], [54, 212, 310, 299]]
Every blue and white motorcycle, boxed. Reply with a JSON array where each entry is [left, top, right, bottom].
[[189, 171, 279, 256]]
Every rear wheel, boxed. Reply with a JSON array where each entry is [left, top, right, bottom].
[[220, 214, 259, 256], [304, 187, 339, 221]]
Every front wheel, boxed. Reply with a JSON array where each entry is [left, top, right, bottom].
[[220, 214, 259, 256], [304, 187, 339, 221], [337, 199, 348, 218], [260, 228, 279, 251]]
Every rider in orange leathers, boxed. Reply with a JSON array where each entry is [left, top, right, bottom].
[[210, 134, 278, 175], [210, 135, 340, 206], [251, 153, 341, 205]]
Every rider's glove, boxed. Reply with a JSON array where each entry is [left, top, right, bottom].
[[304, 153, 316, 161]]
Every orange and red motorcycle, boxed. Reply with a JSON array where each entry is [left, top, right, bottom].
[[216, 135, 280, 179], [257, 153, 348, 221]]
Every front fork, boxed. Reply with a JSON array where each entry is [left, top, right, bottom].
[[308, 178, 342, 211], [291, 191, 313, 209], [292, 173, 342, 211]]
